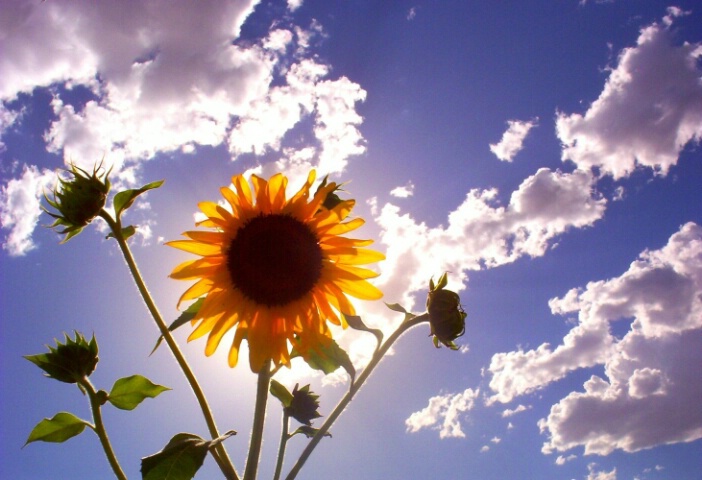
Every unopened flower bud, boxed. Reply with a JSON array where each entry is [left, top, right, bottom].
[[426, 273, 466, 350], [285, 384, 322, 426], [44, 162, 111, 242], [24, 331, 99, 383]]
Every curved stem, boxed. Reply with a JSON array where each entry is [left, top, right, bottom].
[[80, 378, 127, 480], [99, 210, 238, 480], [272, 413, 290, 480], [285, 313, 429, 480], [244, 361, 272, 480]]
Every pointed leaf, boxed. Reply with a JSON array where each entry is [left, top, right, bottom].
[[141, 431, 236, 480], [150, 298, 204, 355], [304, 339, 355, 385], [384, 302, 408, 314], [113, 180, 164, 219], [24, 412, 89, 447], [107, 225, 136, 241], [290, 425, 332, 439], [434, 272, 448, 291], [108, 375, 170, 411], [270, 380, 294, 408], [344, 314, 383, 350]]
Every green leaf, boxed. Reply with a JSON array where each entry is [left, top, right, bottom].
[[108, 375, 170, 411], [344, 314, 383, 350], [270, 380, 294, 408], [107, 225, 136, 241], [24, 412, 90, 447], [150, 298, 204, 355], [113, 179, 164, 219], [141, 431, 236, 480], [384, 302, 418, 324], [434, 272, 449, 291], [290, 425, 332, 439], [384, 302, 408, 314], [303, 339, 355, 385]]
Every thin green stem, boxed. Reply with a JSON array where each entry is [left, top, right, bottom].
[[272, 413, 290, 480], [244, 361, 272, 480], [99, 210, 239, 480], [284, 313, 430, 480], [80, 378, 127, 480]]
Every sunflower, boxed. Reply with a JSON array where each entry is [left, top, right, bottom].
[[167, 171, 384, 372]]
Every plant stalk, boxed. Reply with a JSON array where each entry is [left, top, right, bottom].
[[100, 210, 238, 480], [285, 313, 429, 480], [80, 378, 127, 480], [244, 361, 272, 480], [272, 413, 290, 480]]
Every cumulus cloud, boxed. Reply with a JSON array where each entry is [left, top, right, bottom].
[[375, 168, 605, 310], [405, 388, 480, 439], [557, 11, 702, 179], [0, 0, 368, 254], [490, 118, 538, 162], [0, 165, 55, 256], [488, 223, 702, 455]]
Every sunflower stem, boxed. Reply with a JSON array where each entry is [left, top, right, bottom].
[[79, 377, 127, 480], [284, 313, 430, 480], [272, 412, 290, 480], [244, 361, 272, 480], [99, 210, 239, 480]]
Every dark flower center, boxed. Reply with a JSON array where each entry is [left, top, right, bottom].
[[227, 214, 323, 307]]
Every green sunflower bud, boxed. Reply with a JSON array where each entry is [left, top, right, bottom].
[[426, 273, 466, 350], [284, 384, 322, 426], [44, 162, 111, 243], [314, 175, 345, 211], [24, 332, 99, 384]]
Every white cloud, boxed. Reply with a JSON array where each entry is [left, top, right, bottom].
[[0, 0, 369, 253], [375, 168, 605, 311], [501, 404, 530, 417], [586, 464, 617, 480], [405, 388, 480, 439], [0, 164, 55, 256], [557, 14, 702, 179], [487, 223, 702, 455], [390, 181, 414, 198], [555, 454, 577, 465], [490, 118, 538, 162]]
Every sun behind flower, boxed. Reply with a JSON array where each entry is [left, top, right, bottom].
[[167, 171, 384, 372]]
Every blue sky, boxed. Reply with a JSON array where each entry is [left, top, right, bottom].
[[1, 1, 701, 479]]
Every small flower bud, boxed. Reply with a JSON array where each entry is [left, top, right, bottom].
[[24, 332, 99, 384], [426, 273, 466, 350], [314, 175, 346, 211], [44, 162, 111, 242], [284, 384, 322, 426]]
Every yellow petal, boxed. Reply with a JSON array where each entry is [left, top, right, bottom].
[[325, 247, 385, 265], [227, 326, 247, 368], [170, 257, 222, 280], [166, 240, 223, 256], [319, 217, 365, 236], [182, 230, 226, 244]]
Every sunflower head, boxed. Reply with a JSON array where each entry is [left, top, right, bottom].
[[24, 332, 99, 384], [167, 170, 384, 372], [44, 162, 111, 242], [426, 273, 466, 350]]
